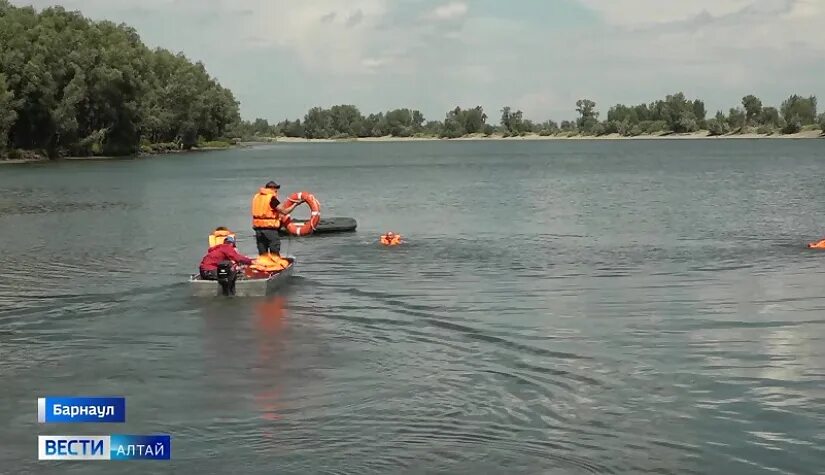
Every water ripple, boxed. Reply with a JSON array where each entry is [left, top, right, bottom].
[[3, 141, 825, 474]]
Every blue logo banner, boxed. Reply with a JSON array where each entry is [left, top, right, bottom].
[[110, 434, 171, 460], [38, 396, 126, 423], [38, 434, 171, 460]]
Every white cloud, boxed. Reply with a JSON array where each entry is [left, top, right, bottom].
[[233, 0, 391, 74], [428, 1, 469, 21], [8, 0, 825, 121], [578, 0, 771, 25]]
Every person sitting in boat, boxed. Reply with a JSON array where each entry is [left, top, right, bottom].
[[198, 235, 254, 280], [380, 232, 402, 246]]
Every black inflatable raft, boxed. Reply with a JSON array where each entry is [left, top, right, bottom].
[[279, 216, 357, 236]]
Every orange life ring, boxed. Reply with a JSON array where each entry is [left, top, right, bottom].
[[283, 191, 321, 236]]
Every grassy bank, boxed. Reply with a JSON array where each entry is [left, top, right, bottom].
[[0, 139, 251, 164]]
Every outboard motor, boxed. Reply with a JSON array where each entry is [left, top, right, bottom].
[[216, 260, 237, 296]]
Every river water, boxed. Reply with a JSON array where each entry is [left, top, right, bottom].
[[1, 139, 824, 474]]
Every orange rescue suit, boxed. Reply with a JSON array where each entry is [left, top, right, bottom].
[[808, 239, 825, 249], [380, 233, 402, 246], [250, 253, 290, 272], [251, 188, 282, 229]]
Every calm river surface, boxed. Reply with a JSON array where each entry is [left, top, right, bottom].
[[1, 139, 824, 474]]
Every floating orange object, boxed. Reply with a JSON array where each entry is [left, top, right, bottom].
[[283, 191, 321, 236], [249, 252, 291, 272], [380, 232, 402, 246], [807, 239, 825, 249]]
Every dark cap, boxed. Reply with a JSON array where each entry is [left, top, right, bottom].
[[265, 181, 280, 189]]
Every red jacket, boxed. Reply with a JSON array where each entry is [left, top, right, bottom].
[[199, 243, 254, 271]]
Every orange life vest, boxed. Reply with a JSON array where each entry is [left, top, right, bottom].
[[251, 188, 282, 229], [380, 234, 401, 246], [250, 252, 290, 272], [808, 239, 825, 249], [208, 229, 235, 247]]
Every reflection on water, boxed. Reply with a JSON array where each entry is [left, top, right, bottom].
[[254, 295, 289, 448], [1, 140, 825, 474]]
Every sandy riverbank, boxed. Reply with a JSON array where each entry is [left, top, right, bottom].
[[269, 130, 824, 143], [3, 131, 822, 164]]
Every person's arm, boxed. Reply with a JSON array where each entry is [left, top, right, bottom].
[[272, 196, 294, 215], [226, 246, 254, 265]]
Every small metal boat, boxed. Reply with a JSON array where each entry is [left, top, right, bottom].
[[189, 256, 296, 297]]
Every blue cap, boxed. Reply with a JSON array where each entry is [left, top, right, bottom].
[[224, 236, 236, 244]]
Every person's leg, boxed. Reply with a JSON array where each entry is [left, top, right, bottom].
[[254, 229, 268, 255], [199, 269, 218, 280], [262, 229, 281, 254]]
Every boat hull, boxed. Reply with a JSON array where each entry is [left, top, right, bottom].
[[189, 257, 295, 297]]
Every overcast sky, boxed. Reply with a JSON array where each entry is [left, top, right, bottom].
[[11, 0, 825, 123]]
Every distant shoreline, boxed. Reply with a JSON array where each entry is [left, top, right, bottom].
[[0, 143, 259, 165], [2, 131, 822, 165], [268, 129, 825, 143]]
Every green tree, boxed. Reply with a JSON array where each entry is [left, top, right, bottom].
[[302, 107, 334, 139], [282, 119, 304, 137], [327, 105, 362, 136], [559, 120, 577, 132], [0, 73, 17, 155], [383, 108, 425, 137], [692, 99, 707, 127], [440, 109, 466, 138], [537, 119, 559, 135], [0, 2, 241, 157], [575, 99, 599, 133], [707, 111, 730, 136], [781, 95, 817, 125], [607, 104, 636, 123], [500, 106, 526, 136], [758, 107, 782, 128], [741, 95, 763, 125], [727, 108, 746, 130], [460, 106, 487, 134], [657, 93, 699, 133], [422, 120, 442, 136], [782, 115, 802, 134]]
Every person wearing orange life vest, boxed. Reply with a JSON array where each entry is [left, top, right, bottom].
[[808, 238, 825, 249], [380, 232, 403, 246], [251, 181, 294, 256], [208, 226, 235, 247]]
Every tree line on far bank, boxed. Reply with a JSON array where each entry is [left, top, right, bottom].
[[0, 1, 242, 159], [2, 2, 824, 160], [238, 92, 824, 141]]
